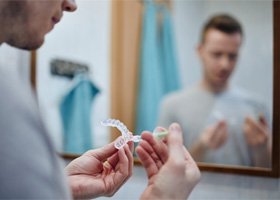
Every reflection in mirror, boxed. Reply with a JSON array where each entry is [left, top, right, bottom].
[[157, 0, 273, 168]]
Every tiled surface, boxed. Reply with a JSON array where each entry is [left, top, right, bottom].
[[97, 166, 280, 200]]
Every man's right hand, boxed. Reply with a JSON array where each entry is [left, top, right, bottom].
[[136, 123, 200, 200], [199, 120, 228, 150]]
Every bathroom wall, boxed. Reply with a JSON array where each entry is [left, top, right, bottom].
[[37, 0, 112, 151]]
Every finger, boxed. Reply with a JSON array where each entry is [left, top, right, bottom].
[[127, 140, 134, 153], [107, 152, 119, 169], [208, 124, 222, 149], [208, 122, 221, 142], [135, 145, 159, 179], [123, 144, 134, 181], [140, 131, 154, 143], [108, 146, 130, 196], [138, 139, 163, 169], [259, 114, 268, 127], [212, 120, 225, 132], [167, 123, 185, 162], [246, 117, 267, 135], [114, 147, 129, 183], [107, 142, 134, 168], [109, 144, 133, 191], [141, 131, 169, 163], [90, 141, 118, 162], [256, 132, 268, 145], [215, 120, 227, 138], [243, 119, 254, 140], [212, 124, 228, 148]]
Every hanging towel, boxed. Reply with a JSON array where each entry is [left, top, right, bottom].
[[135, 1, 164, 134], [59, 73, 99, 154], [158, 5, 181, 94], [135, 2, 181, 134]]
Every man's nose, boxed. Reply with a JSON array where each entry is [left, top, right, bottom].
[[63, 0, 77, 12], [220, 56, 231, 70]]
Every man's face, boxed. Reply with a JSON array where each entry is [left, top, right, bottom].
[[6, 0, 77, 50], [198, 29, 242, 89]]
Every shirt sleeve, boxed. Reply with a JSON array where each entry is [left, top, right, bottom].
[[0, 71, 71, 199]]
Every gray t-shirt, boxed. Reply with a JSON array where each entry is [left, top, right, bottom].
[[158, 85, 270, 167], [0, 69, 71, 199]]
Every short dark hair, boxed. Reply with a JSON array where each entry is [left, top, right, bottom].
[[200, 14, 243, 43]]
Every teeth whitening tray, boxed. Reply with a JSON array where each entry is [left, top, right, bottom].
[[101, 119, 169, 149]]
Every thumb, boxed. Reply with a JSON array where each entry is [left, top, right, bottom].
[[168, 123, 184, 161], [259, 114, 268, 127]]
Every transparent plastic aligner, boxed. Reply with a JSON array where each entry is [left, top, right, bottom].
[[212, 110, 237, 125], [101, 118, 142, 149], [101, 119, 130, 138], [114, 136, 127, 149]]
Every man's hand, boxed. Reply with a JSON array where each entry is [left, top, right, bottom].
[[243, 115, 269, 147], [243, 115, 271, 167], [65, 141, 134, 199], [136, 123, 200, 200], [199, 120, 228, 150]]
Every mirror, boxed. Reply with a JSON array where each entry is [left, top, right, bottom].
[[110, 0, 279, 177], [159, 1, 273, 168], [32, 0, 279, 176]]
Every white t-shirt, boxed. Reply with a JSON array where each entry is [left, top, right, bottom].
[[0, 69, 71, 199], [158, 84, 270, 167]]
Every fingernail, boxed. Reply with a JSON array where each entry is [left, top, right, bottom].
[[170, 123, 181, 133]]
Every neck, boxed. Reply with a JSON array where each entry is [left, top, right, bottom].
[[0, 31, 5, 45], [200, 79, 228, 94]]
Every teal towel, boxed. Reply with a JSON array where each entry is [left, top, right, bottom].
[[136, 1, 164, 134], [159, 6, 181, 93], [135, 2, 180, 134], [60, 74, 99, 154]]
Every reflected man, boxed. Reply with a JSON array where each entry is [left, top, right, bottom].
[[158, 14, 271, 167]]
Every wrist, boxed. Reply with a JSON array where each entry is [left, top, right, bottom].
[[140, 186, 188, 200]]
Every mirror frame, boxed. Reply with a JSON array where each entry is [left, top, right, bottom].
[[30, 0, 279, 177]]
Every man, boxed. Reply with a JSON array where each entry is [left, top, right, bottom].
[[158, 14, 271, 167], [0, 0, 200, 199]]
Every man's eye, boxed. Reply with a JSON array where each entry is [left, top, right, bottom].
[[229, 54, 238, 61], [212, 52, 222, 58]]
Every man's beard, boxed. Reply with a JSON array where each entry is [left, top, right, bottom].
[[7, 35, 44, 51], [3, 1, 44, 50]]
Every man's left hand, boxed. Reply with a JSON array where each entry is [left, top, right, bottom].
[[65, 141, 134, 199]]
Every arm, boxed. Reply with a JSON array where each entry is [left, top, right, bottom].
[[136, 123, 201, 199]]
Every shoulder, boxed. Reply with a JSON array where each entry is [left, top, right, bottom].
[[162, 85, 198, 102], [228, 87, 265, 105], [0, 70, 70, 198], [161, 85, 209, 107], [0, 69, 37, 114]]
